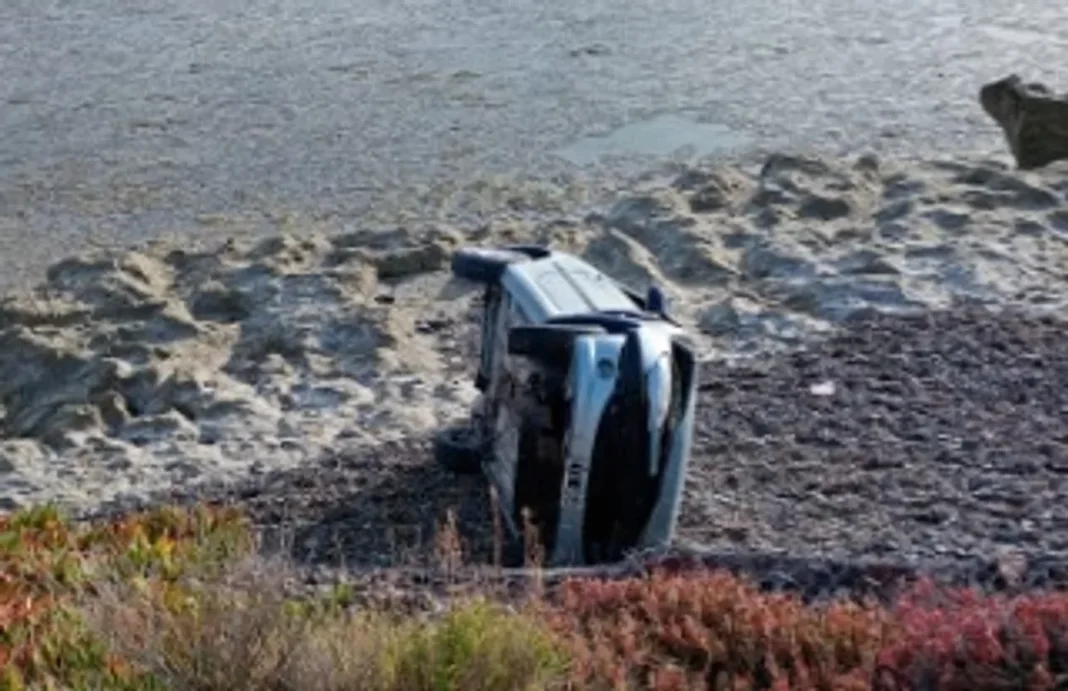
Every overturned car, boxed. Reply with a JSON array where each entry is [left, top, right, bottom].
[[435, 245, 699, 566]]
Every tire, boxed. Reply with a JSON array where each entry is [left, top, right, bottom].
[[508, 323, 605, 364], [451, 247, 531, 283], [434, 425, 485, 474]]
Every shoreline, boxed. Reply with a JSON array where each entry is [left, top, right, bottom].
[[0, 143, 1014, 292]]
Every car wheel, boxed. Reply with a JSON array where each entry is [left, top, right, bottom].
[[451, 247, 532, 283], [507, 323, 605, 364], [433, 425, 485, 474]]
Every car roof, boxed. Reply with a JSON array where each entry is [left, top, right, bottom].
[[501, 252, 640, 322]]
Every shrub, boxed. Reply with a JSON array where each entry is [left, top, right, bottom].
[[85, 554, 569, 691], [874, 579, 1068, 690], [541, 569, 893, 690], [542, 569, 1068, 691], [0, 503, 248, 689]]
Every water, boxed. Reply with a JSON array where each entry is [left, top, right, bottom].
[[554, 114, 747, 166], [1, 0, 1067, 286]]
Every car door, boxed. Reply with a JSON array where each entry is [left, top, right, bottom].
[[476, 285, 501, 391]]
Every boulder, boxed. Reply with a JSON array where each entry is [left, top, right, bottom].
[[979, 74, 1068, 170]]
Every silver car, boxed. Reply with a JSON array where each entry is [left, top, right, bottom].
[[436, 244, 699, 566]]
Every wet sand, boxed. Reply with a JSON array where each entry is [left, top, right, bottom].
[[4, 0, 1068, 288]]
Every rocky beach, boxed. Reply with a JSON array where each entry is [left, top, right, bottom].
[[2, 149, 1068, 599]]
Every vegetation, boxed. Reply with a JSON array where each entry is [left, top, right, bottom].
[[2, 503, 1068, 690]]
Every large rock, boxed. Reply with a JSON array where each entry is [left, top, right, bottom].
[[979, 74, 1068, 170]]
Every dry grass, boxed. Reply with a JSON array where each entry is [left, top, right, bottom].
[[81, 553, 568, 691]]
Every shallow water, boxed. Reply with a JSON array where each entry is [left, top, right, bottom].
[[1, 0, 1067, 287], [554, 114, 747, 166]]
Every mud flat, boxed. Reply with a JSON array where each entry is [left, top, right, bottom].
[[3, 151, 1068, 589]]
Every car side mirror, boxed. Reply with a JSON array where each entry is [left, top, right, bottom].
[[646, 285, 666, 316]]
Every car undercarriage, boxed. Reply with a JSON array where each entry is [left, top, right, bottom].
[[434, 245, 699, 566]]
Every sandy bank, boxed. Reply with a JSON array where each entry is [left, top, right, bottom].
[[2, 150, 1067, 529]]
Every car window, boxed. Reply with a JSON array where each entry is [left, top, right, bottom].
[[483, 289, 533, 392], [490, 290, 514, 381], [508, 294, 531, 327], [480, 286, 501, 379], [496, 291, 530, 356]]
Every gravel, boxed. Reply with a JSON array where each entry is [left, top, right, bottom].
[[682, 304, 1068, 569], [98, 302, 1063, 600]]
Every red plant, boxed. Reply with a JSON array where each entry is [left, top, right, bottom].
[[875, 579, 1068, 690], [542, 569, 895, 690], [543, 570, 1068, 691]]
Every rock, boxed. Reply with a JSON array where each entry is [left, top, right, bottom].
[[121, 410, 199, 445], [979, 74, 1068, 170]]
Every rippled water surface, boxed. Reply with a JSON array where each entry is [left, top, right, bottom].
[[1, 0, 1067, 285]]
